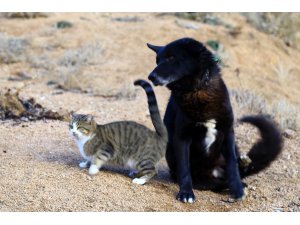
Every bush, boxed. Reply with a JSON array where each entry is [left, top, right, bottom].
[[0, 33, 29, 64]]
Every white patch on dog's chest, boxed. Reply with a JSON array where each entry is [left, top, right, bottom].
[[202, 119, 217, 153]]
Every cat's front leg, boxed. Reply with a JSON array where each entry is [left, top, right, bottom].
[[88, 164, 100, 175], [88, 157, 105, 175], [79, 160, 90, 168]]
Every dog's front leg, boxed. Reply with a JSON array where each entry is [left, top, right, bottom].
[[221, 130, 244, 200], [173, 136, 195, 203]]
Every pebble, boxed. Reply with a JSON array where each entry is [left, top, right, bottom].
[[175, 19, 199, 30], [249, 186, 256, 191], [273, 207, 284, 212], [283, 129, 296, 139]]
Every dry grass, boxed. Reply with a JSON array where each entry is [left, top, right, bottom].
[[242, 13, 300, 50], [29, 43, 103, 92], [116, 80, 137, 100], [230, 89, 269, 115], [230, 89, 300, 131], [174, 13, 232, 28], [0, 12, 49, 19], [58, 43, 102, 68], [271, 100, 300, 131], [0, 33, 29, 64], [273, 62, 292, 81]]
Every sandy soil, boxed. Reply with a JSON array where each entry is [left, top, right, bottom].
[[0, 13, 299, 211]]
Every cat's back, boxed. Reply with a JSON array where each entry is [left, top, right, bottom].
[[96, 120, 155, 146], [103, 121, 151, 132]]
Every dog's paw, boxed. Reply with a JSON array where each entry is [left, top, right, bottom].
[[228, 194, 246, 203], [176, 191, 195, 203], [88, 165, 99, 175], [231, 187, 245, 201]]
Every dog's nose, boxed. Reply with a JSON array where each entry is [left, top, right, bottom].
[[148, 72, 157, 82]]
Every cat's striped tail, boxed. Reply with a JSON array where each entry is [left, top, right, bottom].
[[134, 79, 167, 138]]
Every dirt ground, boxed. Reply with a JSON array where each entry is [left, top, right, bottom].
[[0, 13, 299, 211]]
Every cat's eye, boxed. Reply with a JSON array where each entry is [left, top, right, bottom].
[[78, 127, 89, 134], [69, 124, 73, 129]]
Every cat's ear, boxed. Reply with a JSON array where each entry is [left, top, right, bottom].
[[69, 111, 75, 120], [86, 115, 94, 123]]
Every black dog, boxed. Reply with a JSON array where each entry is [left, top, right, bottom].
[[147, 38, 283, 203]]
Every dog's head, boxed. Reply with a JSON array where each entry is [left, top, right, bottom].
[[147, 38, 216, 87]]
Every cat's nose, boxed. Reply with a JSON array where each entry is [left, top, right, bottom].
[[72, 132, 78, 138]]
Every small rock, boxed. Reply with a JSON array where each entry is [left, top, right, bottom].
[[20, 117, 29, 122], [249, 186, 256, 191], [273, 207, 284, 212], [52, 91, 64, 95], [112, 17, 143, 22], [175, 19, 199, 30], [283, 129, 296, 139]]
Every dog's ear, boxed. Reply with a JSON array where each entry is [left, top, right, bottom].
[[147, 43, 162, 54]]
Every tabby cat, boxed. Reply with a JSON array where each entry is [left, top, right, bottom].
[[69, 79, 167, 184]]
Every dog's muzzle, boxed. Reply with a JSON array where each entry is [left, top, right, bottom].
[[148, 72, 164, 86]]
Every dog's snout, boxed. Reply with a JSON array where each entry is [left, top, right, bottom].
[[148, 72, 157, 82]]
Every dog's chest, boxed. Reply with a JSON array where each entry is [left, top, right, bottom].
[[197, 119, 218, 153], [176, 91, 221, 122]]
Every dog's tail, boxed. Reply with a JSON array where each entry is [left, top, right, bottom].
[[238, 115, 283, 178], [134, 79, 167, 138]]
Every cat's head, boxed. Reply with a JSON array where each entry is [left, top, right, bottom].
[[69, 113, 97, 140]]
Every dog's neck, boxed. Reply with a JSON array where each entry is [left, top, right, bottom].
[[168, 67, 219, 93]]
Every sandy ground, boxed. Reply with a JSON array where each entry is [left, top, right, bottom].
[[0, 13, 299, 211]]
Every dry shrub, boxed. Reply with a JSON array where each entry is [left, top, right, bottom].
[[58, 43, 102, 67], [272, 100, 300, 131], [273, 62, 292, 81], [174, 13, 232, 28], [0, 33, 29, 64], [116, 81, 137, 100], [0, 12, 49, 19], [230, 89, 300, 131], [29, 43, 102, 92], [230, 89, 268, 115], [242, 13, 300, 50]]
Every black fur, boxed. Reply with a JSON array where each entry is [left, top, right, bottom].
[[146, 38, 283, 203]]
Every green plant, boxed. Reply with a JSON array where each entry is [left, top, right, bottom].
[[56, 20, 73, 29]]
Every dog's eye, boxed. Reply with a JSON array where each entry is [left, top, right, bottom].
[[166, 56, 175, 62]]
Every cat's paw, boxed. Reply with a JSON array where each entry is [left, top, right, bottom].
[[132, 177, 147, 185], [88, 165, 99, 175], [79, 161, 89, 168]]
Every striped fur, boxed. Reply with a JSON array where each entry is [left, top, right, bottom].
[[69, 84, 167, 184], [134, 79, 167, 138]]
